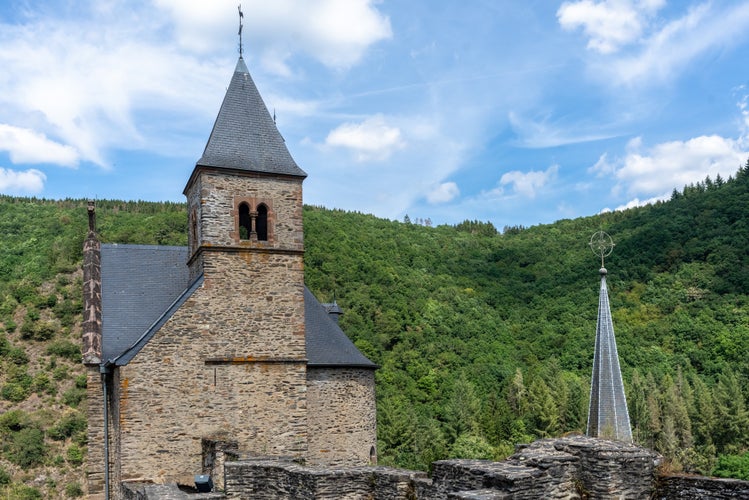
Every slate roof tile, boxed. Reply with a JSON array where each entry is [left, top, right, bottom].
[[196, 57, 307, 178]]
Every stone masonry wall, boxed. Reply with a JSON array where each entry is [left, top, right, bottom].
[[656, 474, 749, 499], [223, 461, 425, 500], [220, 436, 661, 499], [306, 368, 377, 466], [186, 170, 304, 251], [115, 435, 749, 499], [112, 247, 308, 493], [85, 366, 106, 498]]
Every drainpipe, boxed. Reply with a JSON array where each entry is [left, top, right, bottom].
[[101, 364, 110, 500]]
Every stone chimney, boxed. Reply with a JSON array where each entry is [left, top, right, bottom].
[[82, 200, 102, 365]]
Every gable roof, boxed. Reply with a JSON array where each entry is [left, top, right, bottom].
[[195, 57, 306, 178], [100, 244, 374, 369]]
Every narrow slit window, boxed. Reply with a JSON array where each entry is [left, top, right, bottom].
[[238, 202, 251, 240], [257, 204, 268, 241]]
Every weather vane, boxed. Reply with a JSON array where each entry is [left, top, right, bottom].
[[238, 4, 244, 57], [589, 231, 614, 269]]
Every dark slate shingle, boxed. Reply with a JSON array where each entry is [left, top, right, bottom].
[[197, 57, 307, 178], [101, 244, 192, 363], [304, 287, 376, 369]]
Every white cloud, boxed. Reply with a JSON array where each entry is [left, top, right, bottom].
[[426, 182, 459, 204], [325, 114, 405, 161], [557, 0, 665, 54], [616, 135, 747, 195], [0, 167, 46, 194], [594, 133, 748, 211], [499, 164, 559, 198], [155, 0, 392, 73], [0, 124, 79, 166], [614, 195, 665, 211]]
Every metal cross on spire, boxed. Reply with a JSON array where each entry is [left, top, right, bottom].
[[238, 4, 244, 57], [589, 231, 615, 269]]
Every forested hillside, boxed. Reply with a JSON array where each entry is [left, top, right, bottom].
[[1, 163, 749, 497]]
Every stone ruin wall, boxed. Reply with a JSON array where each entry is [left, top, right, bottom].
[[121, 434, 749, 499]]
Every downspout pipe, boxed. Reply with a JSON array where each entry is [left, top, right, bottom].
[[100, 364, 110, 500]]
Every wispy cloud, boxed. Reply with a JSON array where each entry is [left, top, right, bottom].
[[508, 111, 618, 148]]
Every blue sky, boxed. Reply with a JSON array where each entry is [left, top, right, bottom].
[[1, 0, 748, 230]]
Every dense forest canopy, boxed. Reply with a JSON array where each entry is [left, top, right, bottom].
[[1, 161, 749, 496]]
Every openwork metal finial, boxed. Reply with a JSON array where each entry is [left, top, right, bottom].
[[589, 231, 614, 269], [238, 4, 244, 56]]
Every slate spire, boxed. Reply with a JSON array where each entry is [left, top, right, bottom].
[[195, 57, 307, 178], [586, 265, 633, 442]]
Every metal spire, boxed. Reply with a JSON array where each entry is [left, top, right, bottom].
[[586, 232, 632, 443]]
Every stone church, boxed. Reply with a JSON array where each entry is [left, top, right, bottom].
[[81, 55, 377, 498]]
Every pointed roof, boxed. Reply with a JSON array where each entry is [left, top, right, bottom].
[[587, 267, 633, 443], [195, 57, 306, 178]]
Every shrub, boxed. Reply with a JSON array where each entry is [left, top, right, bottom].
[[449, 433, 495, 460], [0, 409, 31, 434], [33, 320, 57, 341], [1, 382, 30, 403], [5, 427, 46, 468], [62, 387, 86, 408], [66, 444, 84, 466], [48, 412, 86, 441], [53, 297, 82, 327], [65, 482, 84, 498], [52, 366, 69, 381], [46, 340, 81, 361], [3, 319, 15, 333], [21, 319, 57, 341], [713, 452, 749, 480], [7, 346, 29, 365], [0, 465, 11, 485], [19, 319, 35, 340], [74, 374, 87, 389], [41, 294, 57, 309], [32, 372, 56, 396], [10, 281, 39, 306], [0, 294, 19, 317], [0, 333, 9, 354], [2, 484, 42, 500]]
